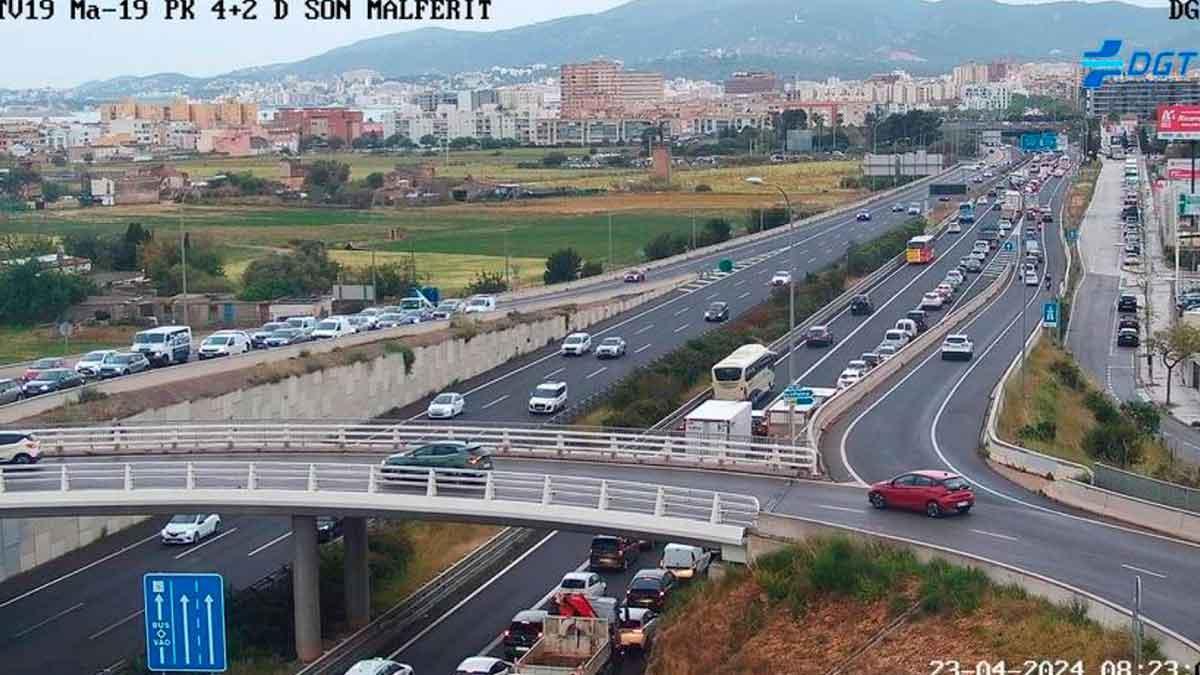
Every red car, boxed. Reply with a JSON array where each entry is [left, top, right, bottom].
[[23, 357, 66, 382], [868, 470, 974, 517]]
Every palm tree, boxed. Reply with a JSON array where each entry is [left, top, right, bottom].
[[812, 113, 825, 153]]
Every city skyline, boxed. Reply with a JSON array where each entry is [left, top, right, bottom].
[[0, 0, 1169, 91]]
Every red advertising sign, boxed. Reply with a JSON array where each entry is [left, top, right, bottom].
[[1158, 105, 1200, 141], [1167, 159, 1200, 183]]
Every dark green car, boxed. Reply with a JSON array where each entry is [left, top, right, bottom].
[[380, 441, 493, 479]]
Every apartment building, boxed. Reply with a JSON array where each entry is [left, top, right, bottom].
[[98, 98, 258, 130], [724, 72, 779, 96], [1085, 78, 1200, 120], [960, 83, 1013, 111], [274, 107, 364, 143], [560, 60, 664, 119]]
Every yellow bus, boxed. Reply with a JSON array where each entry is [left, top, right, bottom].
[[711, 344, 777, 402], [906, 235, 936, 264]]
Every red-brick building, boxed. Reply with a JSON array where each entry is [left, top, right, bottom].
[[274, 108, 364, 144]]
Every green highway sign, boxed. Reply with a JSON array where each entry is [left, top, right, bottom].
[[1179, 193, 1200, 218]]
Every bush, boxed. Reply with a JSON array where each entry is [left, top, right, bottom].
[[1121, 400, 1161, 437], [1018, 420, 1057, 442], [1083, 391, 1120, 424], [464, 270, 509, 295], [1049, 359, 1086, 391], [580, 260, 604, 278], [543, 247, 583, 284], [919, 559, 988, 614], [644, 232, 688, 261], [694, 183, 712, 192], [384, 341, 416, 372], [1082, 420, 1142, 466]]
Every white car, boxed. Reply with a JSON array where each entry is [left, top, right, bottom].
[[464, 295, 497, 314], [426, 392, 465, 419], [978, 196, 989, 205], [891, 203, 905, 212], [198, 330, 251, 359], [947, 221, 962, 234], [907, 204, 922, 216], [935, 283, 955, 299], [968, 250, 987, 263], [623, 269, 646, 283], [881, 328, 911, 350], [941, 334, 975, 361], [983, 170, 994, 178], [0, 432, 41, 465], [345, 659, 414, 675], [876, 344, 899, 360], [945, 270, 965, 285], [160, 514, 221, 545], [855, 211, 871, 221], [555, 571, 607, 600], [560, 332, 592, 356], [836, 367, 864, 389], [455, 657, 512, 675], [528, 381, 568, 414], [595, 336, 627, 359], [432, 299, 465, 320], [1024, 272, 1040, 286], [75, 349, 118, 379], [920, 292, 945, 310], [309, 317, 351, 339], [770, 270, 792, 286]]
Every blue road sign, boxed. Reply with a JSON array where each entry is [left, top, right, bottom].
[[1003, 240, 1015, 252], [1042, 300, 1060, 328], [1066, 228, 1079, 242], [143, 573, 228, 673]]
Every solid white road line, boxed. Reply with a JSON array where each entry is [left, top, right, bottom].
[[12, 602, 84, 639], [738, 292, 751, 300], [706, 292, 720, 300], [481, 395, 509, 410], [1121, 563, 1167, 579], [88, 609, 144, 641], [970, 529, 1019, 543], [544, 367, 565, 378], [733, 280, 745, 287], [247, 531, 293, 557], [173, 527, 240, 560], [586, 367, 607, 380], [817, 504, 860, 514], [673, 324, 690, 334], [387, 530, 561, 660], [635, 344, 652, 354], [0, 532, 159, 609]]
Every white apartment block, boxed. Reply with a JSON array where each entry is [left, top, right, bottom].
[[960, 83, 1013, 111]]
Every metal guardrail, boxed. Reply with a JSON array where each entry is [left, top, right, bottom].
[[0, 461, 760, 532], [26, 421, 820, 475]]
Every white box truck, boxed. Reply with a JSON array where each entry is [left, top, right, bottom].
[[1001, 190, 1023, 222], [685, 400, 752, 444]]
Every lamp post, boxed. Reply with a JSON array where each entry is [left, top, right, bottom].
[[746, 176, 795, 389]]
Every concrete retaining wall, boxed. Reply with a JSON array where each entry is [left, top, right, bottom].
[[0, 515, 148, 583], [751, 512, 1200, 664], [123, 286, 674, 423], [1044, 479, 1200, 544]]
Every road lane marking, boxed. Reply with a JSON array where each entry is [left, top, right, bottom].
[[481, 395, 509, 409], [673, 324, 690, 334], [585, 367, 607, 380], [173, 527, 240, 560], [673, 307, 690, 317], [635, 344, 652, 354], [634, 324, 654, 335], [970, 529, 1019, 542], [817, 504, 860, 513], [1121, 564, 1167, 579], [88, 609, 143, 640], [733, 280, 745, 287], [12, 602, 84, 639], [248, 531, 293, 557], [738, 292, 751, 300], [387, 530, 561, 659], [0, 532, 159, 609], [544, 367, 565, 378], [807, 256, 818, 263], [706, 292, 719, 300]]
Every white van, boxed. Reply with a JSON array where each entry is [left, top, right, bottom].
[[894, 319, 919, 339], [197, 330, 251, 359], [660, 543, 712, 580], [132, 326, 193, 366], [311, 316, 355, 339], [285, 316, 318, 334], [464, 295, 497, 314]]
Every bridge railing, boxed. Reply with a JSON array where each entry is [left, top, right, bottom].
[[25, 421, 820, 476], [0, 461, 760, 530]]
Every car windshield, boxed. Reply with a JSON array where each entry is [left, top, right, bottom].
[[591, 538, 618, 551], [83, 351, 110, 361], [508, 620, 542, 637], [437, 302, 457, 311], [629, 578, 660, 591], [947, 337, 966, 345], [271, 329, 298, 338], [468, 298, 489, 307], [433, 394, 456, 404], [560, 578, 587, 589], [565, 336, 584, 344], [620, 617, 645, 630], [708, 303, 724, 311], [662, 548, 695, 567], [942, 477, 970, 491], [169, 515, 199, 524], [134, 332, 165, 344], [317, 321, 339, 330], [204, 336, 231, 345], [286, 318, 308, 328], [534, 384, 560, 396], [601, 338, 622, 346], [260, 323, 284, 332]]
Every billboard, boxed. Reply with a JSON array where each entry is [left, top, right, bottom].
[[1157, 105, 1200, 141], [1166, 159, 1200, 183]]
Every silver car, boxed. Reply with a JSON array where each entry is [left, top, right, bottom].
[[0, 378, 22, 404]]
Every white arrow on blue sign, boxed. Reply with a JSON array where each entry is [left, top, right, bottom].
[[143, 573, 228, 673], [1042, 301, 1059, 328]]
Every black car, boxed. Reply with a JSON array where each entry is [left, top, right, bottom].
[[590, 535, 640, 571], [905, 310, 929, 333], [1117, 295, 1138, 313], [625, 568, 677, 612], [1118, 317, 1140, 332], [805, 325, 835, 347], [1117, 328, 1140, 348], [861, 352, 883, 368], [316, 516, 343, 543], [503, 609, 549, 661], [704, 302, 729, 322], [22, 368, 83, 397], [849, 295, 874, 316]]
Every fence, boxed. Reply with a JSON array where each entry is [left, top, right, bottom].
[[1094, 462, 1200, 514]]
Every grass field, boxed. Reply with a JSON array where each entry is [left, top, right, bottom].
[[0, 325, 132, 365], [329, 250, 545, 290]]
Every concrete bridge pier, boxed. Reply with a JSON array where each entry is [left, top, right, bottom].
[[292, 515, 322, 662], [343, 517, 371, 629]]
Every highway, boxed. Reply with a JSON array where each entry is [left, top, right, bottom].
[[0, 166, 991, 674]]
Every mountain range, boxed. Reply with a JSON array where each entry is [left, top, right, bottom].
[[75, 0, 1192, 97]]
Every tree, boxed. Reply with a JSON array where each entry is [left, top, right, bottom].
[[0, 261, 95, 324], [118, 223, 152, 271], [449, 136, 476, 150], [365, 172, 385, 190], [644, 232, 687, 261], [1148, 324, 1200, 405], [580, 260, 604, 278], [138, 233, 227, 296], [700, 218, 733, 246], [0, 233, 55, 259], [465, 270, 509, 295], [240, 241, 340, 301], [304, 160, 351, 199], [349, 260, 418, 300], [419, 134, 439, 148], [773, 109, 808, 149], [327, 137, 347, 151], [543, 248, 583, 284]]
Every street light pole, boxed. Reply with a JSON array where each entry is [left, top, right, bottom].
[[746, 177, 796, 388]]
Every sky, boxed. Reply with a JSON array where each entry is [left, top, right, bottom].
[[0, 0, 1171, 90]]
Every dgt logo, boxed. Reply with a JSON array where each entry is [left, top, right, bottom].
[[1081, 39, 1198, 89], [1170, 0, 1199, 20]]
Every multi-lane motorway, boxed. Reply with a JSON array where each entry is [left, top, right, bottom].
[[0, 166, 985, 673]]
